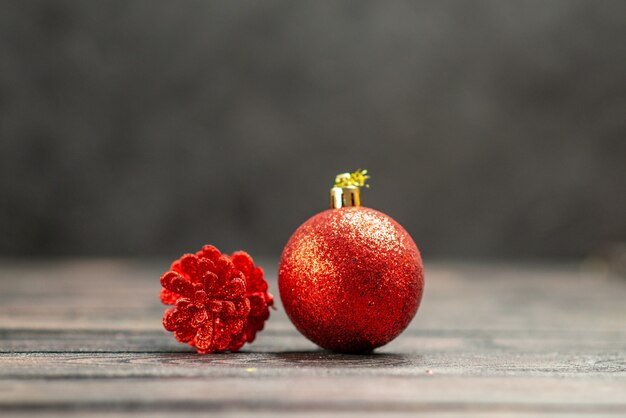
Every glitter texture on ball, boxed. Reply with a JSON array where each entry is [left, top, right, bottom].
[[278, 206, 424, 353]]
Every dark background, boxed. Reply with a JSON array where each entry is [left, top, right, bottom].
[[1, 0, 625, 260]]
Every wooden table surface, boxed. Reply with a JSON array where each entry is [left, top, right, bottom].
[[0, 260, 625, 417]]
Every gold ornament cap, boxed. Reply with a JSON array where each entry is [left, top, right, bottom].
[[329, 169, 370, 209]]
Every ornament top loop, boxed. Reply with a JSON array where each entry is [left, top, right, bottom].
[[330, 169, 369, 209]]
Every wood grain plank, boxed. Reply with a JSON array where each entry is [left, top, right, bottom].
[[1, 376, 625, 414], [0, 351, 624, 379], [4, 413, 626, 418]]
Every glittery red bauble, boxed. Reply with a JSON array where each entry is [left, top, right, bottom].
[[279, 207, 424, 353]]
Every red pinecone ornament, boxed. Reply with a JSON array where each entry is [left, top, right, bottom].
[[160, 245, 273, 354]]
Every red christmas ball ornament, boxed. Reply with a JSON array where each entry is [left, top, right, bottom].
[[160, 245, 273, 354], [279, 170, 424, 353]]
